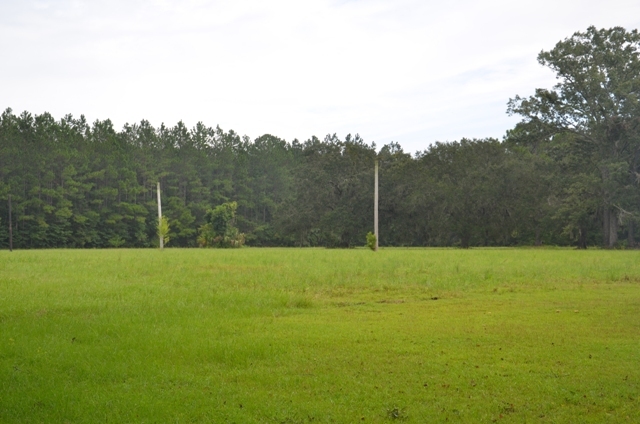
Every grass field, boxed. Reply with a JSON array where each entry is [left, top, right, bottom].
[[1, 248, 639, 423]]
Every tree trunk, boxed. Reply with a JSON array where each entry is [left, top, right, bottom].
[[535, 226, 541, 246], [608, 208, 618, 248], [628, 220, 635, 248], [603, 207, 610, 247], [578, 228, 587, 249]]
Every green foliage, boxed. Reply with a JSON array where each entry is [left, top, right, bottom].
[[157, 215, 170, 247], [508, 26, 640, 248], [198, 201, 245, 248], [2, 26, 640, 250], [108, 235, 125, 248], [366, 231, 377, 250], [280, 133, 376, 247]]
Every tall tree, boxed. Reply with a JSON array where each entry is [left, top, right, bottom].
[[508, 26, 640, 247]]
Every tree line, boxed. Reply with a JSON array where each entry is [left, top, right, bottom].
[[1, 26, 639, 249]]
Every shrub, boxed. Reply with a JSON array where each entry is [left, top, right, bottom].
[[198, 202, 245, 248], [366, 232, 377, 251]]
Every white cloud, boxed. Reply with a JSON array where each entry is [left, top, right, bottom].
[[1, 0, 639, 152]]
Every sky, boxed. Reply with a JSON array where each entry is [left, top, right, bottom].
[[2, 0, 640, 153]]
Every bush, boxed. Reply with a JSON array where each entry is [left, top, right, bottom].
[[157, 216, 170, 247], [197, 202, 245, 248], [366, 232, 377, 251]]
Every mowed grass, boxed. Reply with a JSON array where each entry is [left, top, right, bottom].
[[1, 248, 639, 423]]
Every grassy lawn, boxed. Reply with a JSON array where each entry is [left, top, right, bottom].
[[1, 248, 639, 423]]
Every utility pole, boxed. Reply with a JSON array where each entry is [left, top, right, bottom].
[[374, 160, 379, 251], [8, 195, 12, 252], [157, 182, 163, 249]]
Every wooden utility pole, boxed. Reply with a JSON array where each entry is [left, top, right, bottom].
[[374, 160, 379, 251], [157, 182, 163, 249], [8, 195, 12, 252]]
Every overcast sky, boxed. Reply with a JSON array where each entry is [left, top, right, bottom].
[[2, 0, 639, 153]]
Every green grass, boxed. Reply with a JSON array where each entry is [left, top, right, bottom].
[[1, 248, 639, 423]]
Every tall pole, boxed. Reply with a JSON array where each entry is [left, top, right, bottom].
[[8, 195, 12, 252], [157, 182, 163, 249], [374, 160, 379, 251]]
